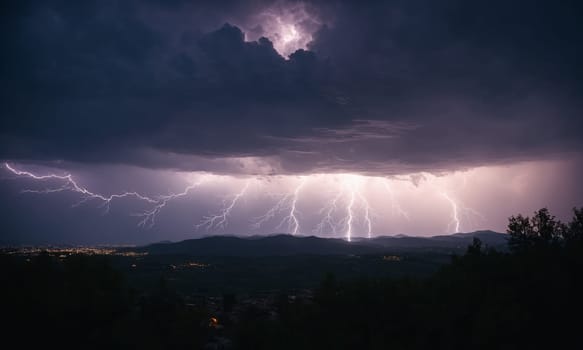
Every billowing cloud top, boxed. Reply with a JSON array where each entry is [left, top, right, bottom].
[[1, 0, 582, 175]]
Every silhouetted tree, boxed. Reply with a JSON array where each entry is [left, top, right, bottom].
[[466, 237, 483, 255], [507, 208, 566, 251], [566, 207, 583, 243]]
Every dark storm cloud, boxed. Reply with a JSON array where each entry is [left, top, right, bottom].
[[1, 0, 582, 175]]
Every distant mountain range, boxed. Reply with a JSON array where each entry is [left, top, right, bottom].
[[134, 231, 507, 256]]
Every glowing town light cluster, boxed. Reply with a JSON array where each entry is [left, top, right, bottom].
[[3, 162, 486, 239]]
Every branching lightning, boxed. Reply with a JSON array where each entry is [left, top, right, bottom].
[[345, 185, 356, 242], [442, 192, 461, 233], [5, 163, 158, 214], [253, 177, 306, 235], [135, 176, 210, 228], [4, 162, 489, 239], [342, 175, 375, 241], [357, 191, 372, 239], [314, 190, 344, 236], [5, 163, 206, 226], [441, 192, 484, 233], [381, 179, 410, 220], [196, 180, 252, 231], [314, 175, 372, 241]]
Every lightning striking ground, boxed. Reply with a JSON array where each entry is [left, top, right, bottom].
[[357, 191, 372, 238], [442, 192, 461, 233], [253, 177, 306, 235], [4, 162, 488, 239], [441, 192, 484, 233], [345, 185, 356, 242], [313, 175, 373, 241], [342, 175, 374, 241], [283, 177, 305, 235], [314, 189, 344, 236]]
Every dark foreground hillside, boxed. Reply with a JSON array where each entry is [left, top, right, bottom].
[[1, 208, 581, 349]]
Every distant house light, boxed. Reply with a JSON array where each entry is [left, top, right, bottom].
[[382, 255, 401, 261]]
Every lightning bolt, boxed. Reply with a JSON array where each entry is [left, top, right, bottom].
[[4, 162, 208, 227], [441, 192, 484, 233], [5, 162, 488, 237], [345, 185, 355, 242], [314, 189, 344, 236], [342, 175, 374, 241], [357, 191, 372, 238], [313, 175, 374, 241], [135, 176, 210, 228], [196, 180, 251, 231], [288, 178, 305, 234], [441, 192, 460, 233], [5, 163, 158, 214], [253, 177, 306, 235], [381, 179, 410, 220]]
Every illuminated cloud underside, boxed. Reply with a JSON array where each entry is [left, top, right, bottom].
[[243, 2, 320, 57]]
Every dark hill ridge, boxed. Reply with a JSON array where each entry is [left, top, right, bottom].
[[367, 230, 506, 249], [135, 231, 507, 256], [140, 234, 377, 256]]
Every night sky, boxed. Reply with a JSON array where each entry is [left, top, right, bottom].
[[1, 0, 582, 245]]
